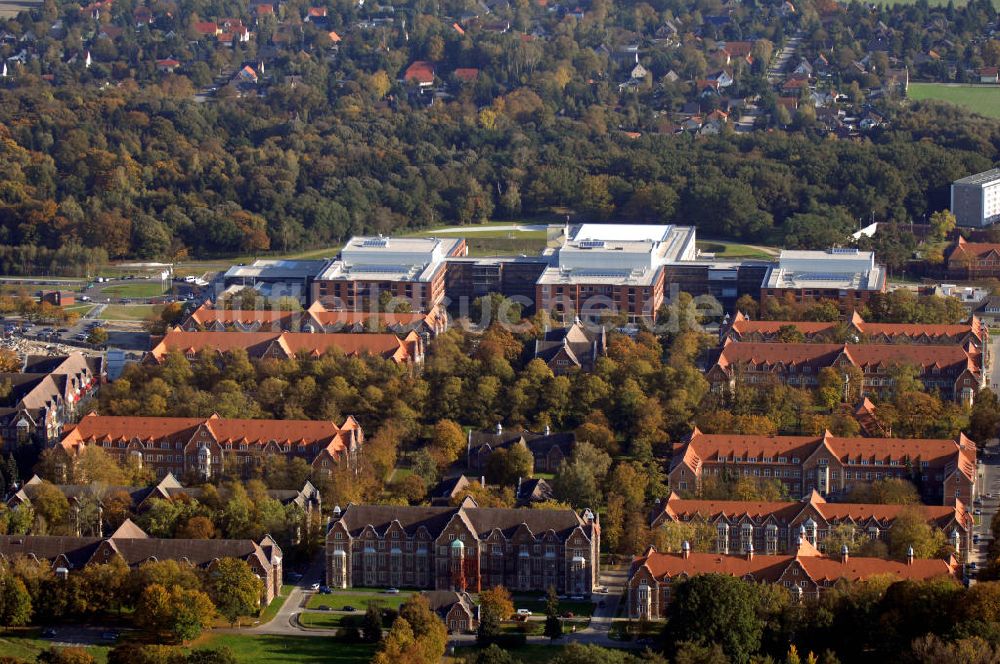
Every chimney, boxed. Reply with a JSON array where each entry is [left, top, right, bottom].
[[840, 544, 849, 563], [906, 546, 914, 565], [746, 542, 754, 561], [681, 540, 691, 559]]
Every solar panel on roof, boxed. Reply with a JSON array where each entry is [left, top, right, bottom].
[[361, 238, 389, 248], [796, 272, 856, 281], [578, 240, 606, 248], [829, 247, 858, 254]]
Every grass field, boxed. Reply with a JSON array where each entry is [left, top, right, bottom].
[[306, 589, 413, 611], [193, 633, 375, 664], [98, 304, 162, 321], [0, 631, 111, 663], [696, 241, 777, 260], [64, 304, 96, 316], [258, 585, 293, 625], [513, 598, 595, 617], [908, 83, 1000, 119], [101, 282, 168, 298], [298, 611, 344, 629]]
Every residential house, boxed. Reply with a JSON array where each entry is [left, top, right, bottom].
[[403, 61, 436, 87], [145, 329, 424, 365], [453, 68, 479, 83], [325, 502, 599, 594], [155, 58, 180, 72], [626, 538, 956, 619], [57, 412, 363, 480], [533, 322, 607, 374], [706, 68, 734, 88], [650, 490, 972, 559], [721, 41, 754, 66], [424, 590, 478, 632], [978, 67, 999, 84], [466, 425, 575, 474], [0, 523, 283, 605], [667, 428, 977, 505]]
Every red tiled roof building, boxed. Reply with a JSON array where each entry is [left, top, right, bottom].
[[668, 428, 977, 505]]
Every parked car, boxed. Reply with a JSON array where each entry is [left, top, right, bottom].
[[343, 605, 357, 612], [319, 586, 332, 594], [975, 509, 983, 516], [385, 587, 400, 595], [516, 609, 532, 616], [310, 583, 320, 591], [974, 534, 981, 544], [318, 605, 331, 611]]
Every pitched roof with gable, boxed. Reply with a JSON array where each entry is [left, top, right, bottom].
[[403, 60, 435, 85], [670, 429, 977, 484], [713, 340, 980, 378], [453, 67, 479, 82], [60, 413, 358, 458], [333, 503, 589, 541], [654, 491, 970, 532], [147, 329, 420, 364], [726, 311, 984, 343], [633, 541, 955, 586]]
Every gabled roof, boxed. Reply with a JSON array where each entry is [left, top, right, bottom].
[[726, 311, 983, 343], [333, 503, 588, 541], [453, 67, 479, 82], [148, 329, 418, 364], [403, 60, 435, 84]]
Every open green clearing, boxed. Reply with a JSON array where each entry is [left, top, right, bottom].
[[64, 304, 96, 316], [194, 633, 375, 664], [696, 240, 777, 260], [513, 598, 596, 617], [0, 631, 111, 663], [306, 588, 414, 611], [101, 282, 168, 298], [98, 304, 162, 321], [908, 83, 1000, 118]]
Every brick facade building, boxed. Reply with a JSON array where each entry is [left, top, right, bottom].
[[705, 339, 984, 404], [668, 429, 977, 505], [625, 538, 956, 619], [325, 502, 599, 594], [57, 413, 363, 480], [650, 491, 972, 560], [0, 520, 283, 605]]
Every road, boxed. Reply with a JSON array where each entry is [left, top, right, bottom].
[[767, 31, 804, 84], [973, 439, 999, 571]]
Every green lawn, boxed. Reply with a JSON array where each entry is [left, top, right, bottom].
[[194, 633, 375, 664], [101, 282, 168, 298], [298, 611, 344, 629], [513, 599, 595, 617], [98, 304, 162, 321], [64, 304, 96, 316], [696, 240, 777, 260], [306, 589, 413, 612], [908, 83, 1000, 119], [0, 631, 112, 663]]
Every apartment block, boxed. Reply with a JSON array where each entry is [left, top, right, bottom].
[[951, 169, 1000, 228]]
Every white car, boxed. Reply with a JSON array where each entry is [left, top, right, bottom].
[[310, 583, 320, 591], [516, 609, 532, 616]]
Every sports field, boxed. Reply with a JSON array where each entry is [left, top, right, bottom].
[[908, 83, 1000, 119]]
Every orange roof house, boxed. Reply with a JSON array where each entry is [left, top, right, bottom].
[[60, 412, 363, 479], [626, 537, 957, 619], [193, 21, 219, 36], [327, 30, 342, 42], [705, 338, 984, 404], [453, 68, 479, 83], [946, 236, 1000, 278], [668, 428, 977, 506], [146, 328, 424, 365], [403, 60, 435, 86], [651, 490, 972, 559], [721, 41, 754, 64]]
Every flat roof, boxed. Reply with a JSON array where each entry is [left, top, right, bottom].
[[536, 266, 660, 287], [316, 236, 462, 284], [764, 264, 886, 291], [570, 223, 674, 243], [954, 169, 1000, 187], [223, 259, 330, 281]]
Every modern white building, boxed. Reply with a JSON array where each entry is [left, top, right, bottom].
[[761, 248, 887, 315], [952, 169, 1000, 228]]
